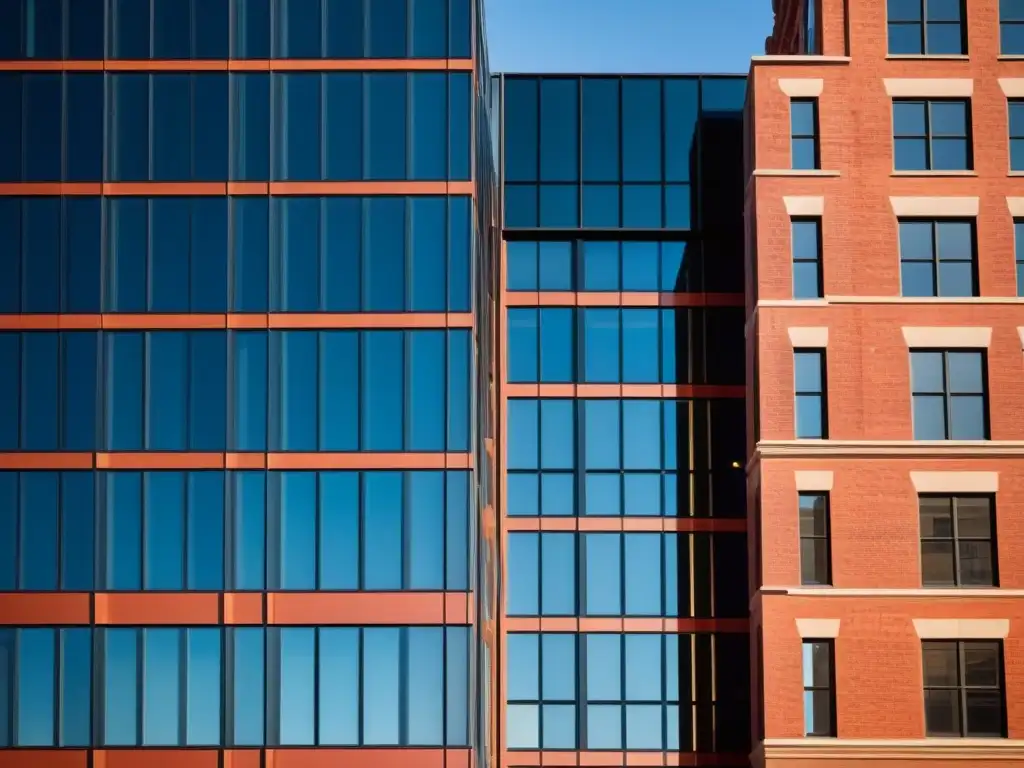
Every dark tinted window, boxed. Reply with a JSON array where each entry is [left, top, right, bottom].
[[920, 495, 996, 587], [923, 641, 1004, 737]]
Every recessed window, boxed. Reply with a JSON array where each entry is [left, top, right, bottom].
[[898, 219, 976, 297], [920, 495, 997, 587], [910, 350, 987, 440], [1015, 221, 1024, 296], [1009, 101, 1024, 171], [802, 640, 835, 737], [887, 0, 966, 55], [893, 99, 971, 171], [794, 349, 827, 439], [1001, 0, 1024, 54], [799, 492, 831, 586], [792, 218, 823, 299], [791, 99, 820, 170], [802, 0, 820, 54], [923, 640, 1004, 737]]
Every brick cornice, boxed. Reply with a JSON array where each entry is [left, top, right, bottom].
[[755, 738, 1024, 762], [749, 440, 1024, 468]]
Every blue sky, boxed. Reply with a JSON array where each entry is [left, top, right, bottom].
[[484, 0, 775, 74]]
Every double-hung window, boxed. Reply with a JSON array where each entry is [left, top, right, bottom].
[[792, 218, 823, 299], [791, 99, 820, 170], [1001, 0, 1024, 54], [888, 0, 966, 55], [923, 641, 1004, 737], [799, 492, 831, 586], [802, 640, 836, 736], [794, 350, 828, 439], [893, 99, 971, 172], [920, 495, 997, 587], [898, 219, 976, 297], [910, 350, 987, 440]]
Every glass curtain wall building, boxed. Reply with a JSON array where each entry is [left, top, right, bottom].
[[0, 1, 498, 766], [494, 74, 751, 765]]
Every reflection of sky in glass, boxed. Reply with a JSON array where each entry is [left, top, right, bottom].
[[362, 627, 400, 744]]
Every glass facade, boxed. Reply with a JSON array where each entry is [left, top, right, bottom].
[[0, 0, 496, 765], [497, 73, 750, 764]]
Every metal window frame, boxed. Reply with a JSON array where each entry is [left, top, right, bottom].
[[909, 348, 989, 440], [791, 217, 823, 299], [887, 0, 967, 55], [919, 494, 998, 587], [922, 639, 1006, 737], [798, 491, 831, 586], [801, 638, 836, 737], [793, 348, 828, 439]]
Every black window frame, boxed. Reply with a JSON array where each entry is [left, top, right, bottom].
[[794, 348, 828, 440], [897, 218, 978, 298], [1001, 0, 1024, 55], [1010, 100, 1024, 172], [799, 492, 831, 586], [790, 98, 820, 171], [892, 98, 973, 172], [802, 639, 836, 737], [1015, 219, 1024, 297], [802, 0, 821, 54], [909, 349, 989, 440], [791, 217, 823, 299], [887, 0, 967, 55], [922, 640, 1005, 737], [919, 494, 998, 588]]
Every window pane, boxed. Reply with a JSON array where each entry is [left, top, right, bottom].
[[148, 332, 188, 449], [277, 628, 315, 745], [232, 198, 270, 311], [61, 472, 95, 590], [103, 629, 138, 745], [582, 79, 620, 182], [22, 331, 59, 450], [507, 704, 539, 748], [587, 704, 622, 749], [365, 197, 405, 310], [947, 351, 983, 393], [280, 331, 317, 450], [965, 690, 1003, 736], [409, 331, 446, 450], [276, 472, 316, 589], [19, 472, 58, 589], [921, 540, 955, 584], [106, 473, 142, 590], [276, 74, 320, 181], [913, 395, 948, 439], [232, 74, 271, 182], [59, 628, 92, 747], [586, 634, 621, 700], [186, 629, 221, 745], [231, 627, 265, 745], [540, 79, 579, 182], [508, 533, 539, 615], [319, 471, 359, 589], [507, 400, 539, 470], [626, 704, 662, 749], [623, 400, 661, 469], [622, 310, 659, 383], [407, 627, 444, 744], [624, 534, 662, 615], [142, 628, 181, 745], [622, 79, 662, 182], [542, 703, 576, 748], [584, 400, 620, 470], [144, 472, 185, 589], [585, 534, 622, 614], [364, 472, 403, 589], [366, 74, 407, 180], [187, 472, 225, 590], [583, 241, 620, 290], [363, 627, 401, 744], [540, 399, 574, 470], [950, 396, 985, 440], [152, 75, 191, 181], [583, 309, 620, 383], [408, 471, 444, 589], [319, 627, 359, 745], [542, 633, 576, 700], [541, 533, 576, 614], [17, 628, 55, 746], [924, 688, 960, 735], [22, 198, 60, 310]]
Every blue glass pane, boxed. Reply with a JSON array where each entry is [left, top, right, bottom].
[[791, 138, 817, 170], [60, 473, 94, 590], [186, 207, 235, 311], [319, 628, 359, 745], [277, 628, 315, 745], [410, 197, 447, 310], [150, 198, 190, 311], [0, 76, 22, 181], [59, 628, 92, 747], [1011, 103, 1024, 138], [792, 220, 821, 261], [584, 400, 620, 470], [63, 197, 101, 312], [509, 309, 539, 383], [541, 533, 576, 614], [68, 0, 105, 59], [585, 473, 620, 516], [507, 242, 538, 290], [447, 330, 470, 451], [280, 331, 317, 450], [445, 472, 469, 589], [362, 331, 404, 450], [583, 241, 620, 290], [0, 629, 13, 744], [540, 399, 574, 470], [586, 634, 621, 699], [144, 472, 185, 589], [538, 242, 573, 290], [625, 634, 662, 699], [23, 74, 61, 182], [324, 73, 362, 180], [583, 309, 620, 383], [585, 533, 622, 614], [233, 472, 266, 590], [232, 74, 271, 182], [22, 197, 60, 311], [894, 137, 927, 170], [507, 704, 539, 748], [794, 261, 822, 299], [622, 79, 662, 182], [407, 627, 444, 744], [622, 184, 662, 228], [103, 629, 138, 745], [107, 197, 146, 311], [947, 352, 983, 393], [17, 628, 55, 746], [147, 331, 188, 449], [325, 0, 364, 57], [22, 332, 59, 450], [622, 310, 659, 383], [506, 185, 538, 227], [276, 472, 316, 589], [195, 0, 230, 58], [106, 473, 142, 590], [950, 396, 986, 439], [545, 706, 576, 748], [233, 331, 268, 451], [276, 0, 322, 57], [195, 74, 230, 181], [411, 74, 447, 180], [539, 185, 579, 228], [364, 472, 403, 589], [365, 197, 405, 311], [795, 395, 824, 439], [231, 628, 265, 745], [152, 75, 191, 181], [540, 308, 573, 383], [505, 79, 539, 182], [623, 400, 661, 469], [665, 79, 699, 182], [409, 471, 444, 589], [323, 198, 361, 310], [660, 308, 677, 383], [582, 79, 620, 182], [625, 473, 662, 517], [541, 473, 574, 516], [362, 627, 401, 743], [318, 471, 359, 589], [542, 634, 576, 699], [367, 74, 407, 180], [0, 201, 19, 312], [320, 331, 359, 450], [508, 533, 539, 615], [926, 21, 964, 53], [911, 351, 945, 393], [186, 629, 222, 745], [507, 633, 539, 699], [1003, 23, 1024, 55], [142, 629, 181, 744], [276, 74, 320, 181], [276, 196, 320, 311], [583, 185, 620, 227], [233, 198, 270, 311], [234, 0, 271, 58], [889, 0, 923, 21], [794, 351, 823, 391], [624, 535, 662, 614], [540, 78, 578, 182], [190, 333, 228, 450], [931, 138, 968, 171], [111, 0, 151, 57], [368, 0, 407, 57], [888, 23, 923, 54], [449, 0, 471, 57], [622, 242, 659, 292], [587, 704, 622, 749], [937, 261, 973, 296], [20, 472, 57, 590], [187, 472, 225, 590], [626, 704, 662, 748], [446, 626, 469, 744], [507, 400, 539, 470], [448, 197, 471, 309], [507, 473, 539, 515]]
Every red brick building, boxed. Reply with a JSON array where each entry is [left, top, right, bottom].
[[747, 0, 1024, 764]]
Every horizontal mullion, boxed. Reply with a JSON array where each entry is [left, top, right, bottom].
[[0, 58, 475, 72], [0, 452, 473, 470], [0, 181, 475, 196], [0, 313, 474, 330]]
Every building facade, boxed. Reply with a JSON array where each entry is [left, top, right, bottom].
[[0, 2, 499, 768], [748, 0, 1024, 765], [493, 73, 751, 766]]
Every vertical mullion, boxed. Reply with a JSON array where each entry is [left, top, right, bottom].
[[951, 496, 961, 585], [178, 629, 187, 745], [957, 642, 968, 736]]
